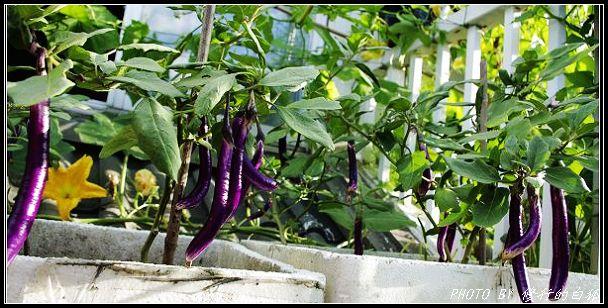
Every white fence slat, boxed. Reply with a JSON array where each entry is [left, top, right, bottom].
[[462, 26, 482, 131], [538, 5, 567, 269], [492, 6, 521, 260], [433, 45, 451, 123]]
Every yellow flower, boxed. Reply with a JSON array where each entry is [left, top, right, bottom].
[[43, 155, 108, 221], [134, 169, 157, 197]]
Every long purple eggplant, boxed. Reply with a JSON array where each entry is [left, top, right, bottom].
[[347, 140, 358, 194], [278, 136, 287, 166], [241, 140, 264, 200], [353, 217, 363, 255], [224, 115, 250, 221], [416, 141, 432, 197], [175, 117, 211, 210], [437, 226, 448, 262], [446, 224, 456, 253], [185, 100, 233, 264], [508, 181, 532, 303], [242, 154, 277, 191], [502, 185, 542, 261], [7, 44, 50, 265], [548, 185, 569, 301]]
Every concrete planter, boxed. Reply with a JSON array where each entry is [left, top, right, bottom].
[[6, 219, 325, 303], [242, 240, 600, 303]]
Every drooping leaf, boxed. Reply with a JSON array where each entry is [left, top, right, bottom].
[[434, 188, 460, 212], [194, 73, 237, 116], [363, 209, 416, 232], [122, 57, 165, 72], [99, 125, 139, 159], [118, 43, 179, 53], [318, 203, 354, 231], [287, 97, 341, 110], [259, 66, 319, 91], [132, 99, 181, 179], [53, 28, 115, 55], [471, 187, 510, 227], [444, 156, 500, 184], [397, 151, 430, 191], [526, 136, 550, 172], [108, 70, 184, 98], [276, 106, 334, 150], [544, 167, 590, 194], [8, 60, 75, 106]]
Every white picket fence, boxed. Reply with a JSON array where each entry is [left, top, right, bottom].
[[84, 5, 598, 272]]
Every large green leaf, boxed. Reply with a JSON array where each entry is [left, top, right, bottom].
[[544, 167, 590, 194], [444, 156, 500, 184], [363, 209, 416, 232], [259, 66, 319, 91], [74, 112, 116, 145], [108, 70, 184, 98], [471, 187, 510, 227], [526, 136, 550, 172], [287, 97, 341, 110], [434, 188, 460, 212], [99, 125, 139, 159], [318, 203, 354, 231], [132, 99, 181, 179], [487, 98, 526, 128], [121, 57, 165, 72], [8, 60, 75, 106], [194, 73, 237, 116], [276, 106, 334, 150], [458, 131, 501, 144], [53, 28, 115, 55], [397, 151, 430, 191], [118, 43, 179, 53]]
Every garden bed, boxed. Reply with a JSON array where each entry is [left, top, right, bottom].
[[6, 220, 326, 303], [242, 240, 600, 303]]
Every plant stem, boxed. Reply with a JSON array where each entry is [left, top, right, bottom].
[[477, 60, 489, 266], [270, 194, 287, 244], [117, 154, 129, 217], [141, 178, 173, 262], [461, 226, 481, 264], [163, 5, 216, 265]]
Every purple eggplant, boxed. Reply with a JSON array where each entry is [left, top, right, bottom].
[[508, 181, 532, 303], [175, 117, 212, 210], [502, 185, 542, 261], [416, 141, 432, 197], [548, 185, 569, 301], [278, 136, 287, 166], [446, 224, 457, 253], [347, 140, 358, 194], [243, 154, 278, 191], [437, 226, 449, 262], [185, 100, 234, 264], [7, 45, 50, 265], [224, 115, 251, 221]]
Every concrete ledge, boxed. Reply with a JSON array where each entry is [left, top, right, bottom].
[[8, 256, 324, 303], [242, 240, 600, 303], [7, 220, 325, 303]]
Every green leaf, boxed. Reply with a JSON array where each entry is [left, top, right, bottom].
[[132, 99, 181, 179], [122, 57, 165, 72], [435, 188, 460, 212], [276, 106, 334, 150], [526, 136, 550, 172], [53, 28, 114, 55], [193, 73, 237, 116], [544, 167, 590, 194], [397, 151, 430, 191], [354, 62, 380, 87], [438, 205, 468, 227], [471, 187, 510, 227], [7, 60, 75, 106], [363, 209, 416, 232], [118, 43, 179, 53], [424, 136, 467, 152], [318, 203, 354, 231], [108, 70, 184, 98], [565, 71, 594, 88], [445, 156, 500, 184], [99, 125, 139, 159], [287, 97, 341, 110], [458, 130, 501, 144], [259, 66, 319, 91], [74, 113, 116, 145], [540, 46, 597, 81], [487, 98, 526, 128], [577, 156, 599, 172]]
